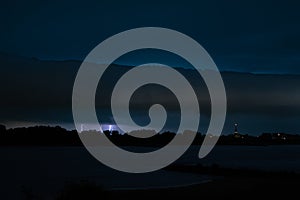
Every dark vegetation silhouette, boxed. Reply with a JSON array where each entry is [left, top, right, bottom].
[[0, 124, 300, 146], [56, 181, 109, 200]]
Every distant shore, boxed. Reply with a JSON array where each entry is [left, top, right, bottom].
[[1, 125, 300, 146]]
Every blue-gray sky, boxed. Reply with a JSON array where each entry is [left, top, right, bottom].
[[1, 0, 300, 74], [1, 0, 300, 135]]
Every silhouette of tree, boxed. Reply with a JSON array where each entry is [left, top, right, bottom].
[[0, 124, 299, 146], [0, 124, 6, 134]]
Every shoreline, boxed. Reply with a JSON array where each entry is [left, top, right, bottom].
[[108, 180, 213, 191], [106, 165, 300, 199]]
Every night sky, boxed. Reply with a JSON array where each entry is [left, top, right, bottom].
[[1, 0, 300, 134], [1, 0, 300, 73]]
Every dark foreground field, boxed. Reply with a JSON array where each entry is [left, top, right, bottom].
[[56, 165, 300, 200]]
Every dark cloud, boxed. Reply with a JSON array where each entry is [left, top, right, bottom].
[[0, 0, 299, 73], [0, 0, 300, 134], [1, 56, 300, 134]]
